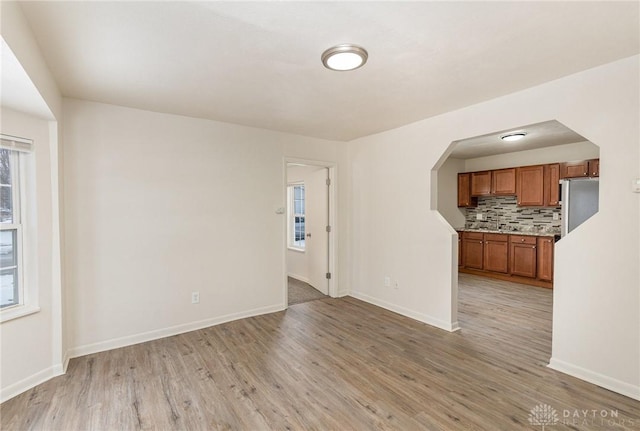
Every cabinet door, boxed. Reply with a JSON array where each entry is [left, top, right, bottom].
[[457, 232, 464, 267], [491, 168, 516, 195], [463, 238, 484, 269], [483, 237, 509, 273], [544, 163, 560, 207], [471, 171, 492, 196], [588, 159, 600, 177], [510, 236, 537, 278], [537, 237, 554, 281], [560, 160, 589, 178], [457, 173, 477, 207], [516, 165, 545, 206]]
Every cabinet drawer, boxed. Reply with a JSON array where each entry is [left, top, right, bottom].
[[463, 231, 484, 240], [484, 233, 508, 242], [510, 235, 536, 245]]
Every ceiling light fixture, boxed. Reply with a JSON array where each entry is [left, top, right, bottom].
[[322, 44, 368, 71], [501, 132, 527, 142]]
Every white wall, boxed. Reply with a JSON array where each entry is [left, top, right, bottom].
[[0, 2, 65, 403], [286, 165, 325, 287], [63, 99, 348, 356], [348, 55, 639, 399], [0, 108, 56, 400], [436, 157, 466, 228]]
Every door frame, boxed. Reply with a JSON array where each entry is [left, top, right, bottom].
[[283, 157, 338, 308]]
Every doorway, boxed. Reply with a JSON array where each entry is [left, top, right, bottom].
[[284, 160, 335, 306]]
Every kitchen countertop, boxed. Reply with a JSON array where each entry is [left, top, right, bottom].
[[455, 227, 558, 238]]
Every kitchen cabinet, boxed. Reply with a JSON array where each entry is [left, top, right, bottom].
[[483, 234, 508, 273], [588, 159, 600, 177], [509, 235, 537, 278], [560, 160, 589, 178], [544, 163, 560, 206], [491, 168, 516, 195], [471, 171, 492, 196], [462, 232, 484, 270], [516, 165, 545, 206], [457, 173, 477, 207], [537, 237, 554, 281], [457, 231, 464, 267]]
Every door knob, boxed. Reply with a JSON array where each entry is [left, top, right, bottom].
[[306, 233, 312, 238]]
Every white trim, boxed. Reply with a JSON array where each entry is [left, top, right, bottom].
[[0, 134, 33, 153], [0, 304, 40, 323], [548, 357, 640, 401], [349, 291, 460, 332], [287, 273, 311, 285], [287, 246, 305, 253], [0, 365, 63, 403], [66, 303, 284, 359]]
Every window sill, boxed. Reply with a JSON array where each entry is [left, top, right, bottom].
[[0, 304, 41, 323], [288, 246, 306, 253]]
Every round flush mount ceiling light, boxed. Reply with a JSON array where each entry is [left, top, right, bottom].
[[501, 132, 527, 142], [321, 44, 368, 71]]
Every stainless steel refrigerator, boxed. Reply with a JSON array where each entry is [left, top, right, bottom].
[[560, 178, 599, 237]]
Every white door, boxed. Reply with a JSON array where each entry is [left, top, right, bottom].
[[306, 167, 329, 294]]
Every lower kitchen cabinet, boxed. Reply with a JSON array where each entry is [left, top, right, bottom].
[[509, 235, 537, 278], [483, 234, 508, 273], [537, 237, 554, 281], [459, 231, 554, 287], [457, 231, 464, 267], [462, 232, 484, 270]]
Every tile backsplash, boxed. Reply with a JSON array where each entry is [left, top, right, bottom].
[[464, 196, 561, 233]]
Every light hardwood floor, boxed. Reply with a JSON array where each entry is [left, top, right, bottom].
[[2, 274, 638, 430]]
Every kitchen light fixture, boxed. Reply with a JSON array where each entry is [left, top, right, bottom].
[[322, 44, 368, 71], [500, 132, 527, 142]]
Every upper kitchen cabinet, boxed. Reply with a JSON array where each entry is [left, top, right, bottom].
[[516, 165, 545, 206], [471, 171, 492, 196], [491, 168, 516, 195], [588, 159, 600, 177], [560, 158, 600, 178], [457, 173, 477, 207], [544, 163, 560, 206]]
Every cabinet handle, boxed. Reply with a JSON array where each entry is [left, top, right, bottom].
[[532, 246, 536, 249], [521, 238, 525, 242]]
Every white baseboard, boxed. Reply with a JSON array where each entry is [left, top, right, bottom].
[[67, 304, 284, 359], [287, 273, 311, 284], [349, 291, 458, 332], [1, 365, 64, 403], [548, 357, 640, 401]]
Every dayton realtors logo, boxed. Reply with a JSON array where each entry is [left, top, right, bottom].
[[528, 404, 559, 430], [528, 404, 636, 429]]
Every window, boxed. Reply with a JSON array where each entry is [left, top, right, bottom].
[[0, 134, 32, 317], [288, 184, 305, 250], [1, 148, 22, 309]]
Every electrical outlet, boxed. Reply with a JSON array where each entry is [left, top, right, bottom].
[[552, 212, 560, 220], [384, 276, 391, 287], [191, 291, 200, 304], [476, 213, 483, 220]]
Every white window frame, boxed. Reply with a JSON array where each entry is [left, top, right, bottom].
[[1, 135, 38, 322], [287, 183, 306, 252]]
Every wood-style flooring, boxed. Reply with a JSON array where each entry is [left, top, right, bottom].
[[2, 274, 638, 430]]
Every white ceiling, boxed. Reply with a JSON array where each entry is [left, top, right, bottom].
[[17, 1, 640, 141], [449, 120, 587, 159]]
